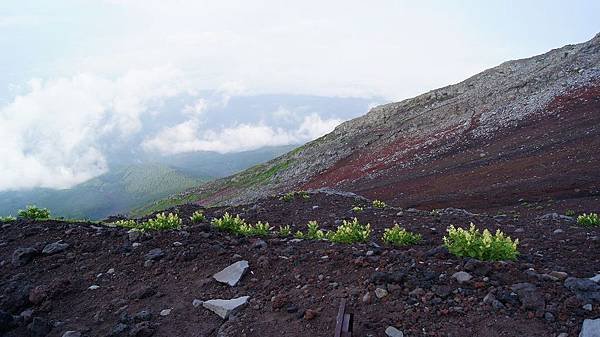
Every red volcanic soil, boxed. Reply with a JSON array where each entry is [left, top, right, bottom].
[[304, 85, 600, 212], [1, 192, 599, 337]]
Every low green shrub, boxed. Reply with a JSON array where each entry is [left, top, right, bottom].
[[18, 205, 50, 220], [143, 212, 182, 231], [352, 206, 364, 213], [382, 224, 422, 247], [443, 224, 519, 261], [305, 221, 326, 240], [328, 218, 371, 244], [280, 191, 310, 202], [294, 230, 305, 239], [565, 209, 576, 217], [190, 210, 205, 223], [238, 221, 271, 237], [577, 213, 600, 227], [113, 219, 139, 229], [0, 215, 16, 222], [211, 212, 247, 233], [278, 225, 291, 237], [372, 200, 386, 209]]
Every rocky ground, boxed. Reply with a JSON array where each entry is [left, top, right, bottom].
[[1, 191, 600, 337]]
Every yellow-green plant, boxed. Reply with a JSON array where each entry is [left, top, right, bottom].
[[211, 212, 247, 233], [143, 212, 182, 231], [18, 205, 50, 220], [305, 221, 326, 240], [328, 218, 371, 244], [382, 224, 422, 247], [113, 219, 139, 229], [443, 224, 519, 261], [278, 225, 292, 237], [294, 230, 305, 239], [280, 191, 310, 202], [577, 213, 599, 227], [565, 209, 576, 217], [190, 210, 205, 223], [352, 206, 364, 213], [239, 221, 271, 237], [0, 215, 16, 222], [372, 200, 386, 209]]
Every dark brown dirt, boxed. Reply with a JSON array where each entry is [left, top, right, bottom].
[[1, 192, 599, 337]]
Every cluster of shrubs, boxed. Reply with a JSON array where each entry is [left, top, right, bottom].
[[279, 191, 310, 202], [18, 205, 51, 220], [210, 212, 271, 237], [113, 212, 182, 232], [577, 213, 599, 227]]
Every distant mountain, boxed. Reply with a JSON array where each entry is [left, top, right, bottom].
[[0, 145, 297, 219], [163, 33, 600, 211]]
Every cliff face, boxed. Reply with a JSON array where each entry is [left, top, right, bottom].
[[169, 34, 600, 210]]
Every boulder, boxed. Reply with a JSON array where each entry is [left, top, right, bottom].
[[565, 277, 600, 303], [213, 261, 249, 286], [12, 247, 38, 267], [42, 241, 69, 255], [203, 296, 250, 319]]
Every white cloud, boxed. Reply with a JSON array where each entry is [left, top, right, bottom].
[[142, 113, 341, 155], [0, 66, 190, 191]]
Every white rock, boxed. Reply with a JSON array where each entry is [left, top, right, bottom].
[[203, 296, 250, 319], [192, 299, 203, 308], [375, 288, 389, 299], [583, 303, 593, 311], [452, 271, 473, 284], [553, 229, 564, 234], [62, 332, 82, 337], [213, 260, 249, 286], [385, 326, 404, 337], [590, 274, 600, 283], [160, 309, 172, 316], [88, 285, 100, 290], [580, 319, 600, 337], [107, 268, 115, 274]]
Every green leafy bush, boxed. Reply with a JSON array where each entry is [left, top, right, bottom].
[[113, 219, 139, 229], [18, 205, 50, 220], [443, 224, 519, 261], [143, 212, 182, 230], [280, 191, 310, 202], [328, 218, 371, 244], [382, 224, 422, 246], [372, 200, 386, 209], [577, 213, 600, 227], [0, 215, 16, 222], [238, 221, 271, 237], [305, 221, 326, 240], [211, 212, 247, 233], [352, 206, 364, 213], [190, 210, 205, 223], [278, 225, 291, 237], [565, 209, 576, 217], [294, 230, 305, 239]]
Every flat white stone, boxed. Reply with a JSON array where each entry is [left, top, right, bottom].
[[580, 319, 600, 337], [203, 296, 250, 319], [385, 326, 404, 337], [213, 260, 249, 286]]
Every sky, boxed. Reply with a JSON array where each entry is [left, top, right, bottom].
[[0, 0, 599, 191]]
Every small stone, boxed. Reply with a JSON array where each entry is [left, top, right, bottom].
[[303, 309, 318, 320], [213, 260, 249, 286], [251, 239, 267, 249], [203, 296, 250, 319], [286, 304, 299, 313], [173, 241, 183, 247], [192, 299, 203, 308], [28, 317, 51, 337], [544, 312, 555, 322], [375, 288, 388, 299], [111, 323, 128, 336], [452, 271, 472, 284], [580, 319, 600, 337], [583, 303, 593, 311], [62, 331, 82, 337], [549, 271, 568, 280], [133, 310, 152, 322], [362, 292, 372, 303], [159, 309, 171, 316], [132, 242, 141, 248], [42, 241, 69, 255], [107, 268, 115, 274], [128, 230, 141, 242], [385, 326, 404, 337], [88, 285, 100, 290], [144, 248, 164, 261], [553, 229, 564, 234]]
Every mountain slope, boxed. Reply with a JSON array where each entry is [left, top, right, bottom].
[[166, 34, 600, 211]]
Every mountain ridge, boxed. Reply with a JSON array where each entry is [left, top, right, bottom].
[[166, 33, 600, 211]]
